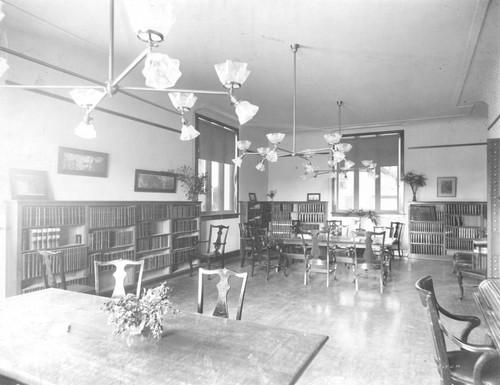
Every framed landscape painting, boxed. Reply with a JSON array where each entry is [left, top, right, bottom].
[[134, 169, 177, 193], [58, 147, 109, 177], [9, 169, 49, 200], [437, 177, 457, 197]]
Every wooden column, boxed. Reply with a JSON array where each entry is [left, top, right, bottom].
[[487, 138, 500, 278]]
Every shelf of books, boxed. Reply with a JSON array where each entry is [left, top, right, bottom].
[[239, 201, 272, 229], [408, 201, 486, 261], [5, 200, 202, 297], [266, 201, 328, 238]]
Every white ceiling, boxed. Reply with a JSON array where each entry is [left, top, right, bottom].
[[1, 0, 497, 133]]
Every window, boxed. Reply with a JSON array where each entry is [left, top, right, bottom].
[[333, 131, 403, 213], [195, 114, 238, 215]]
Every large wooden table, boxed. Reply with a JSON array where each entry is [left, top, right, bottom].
[[0, 289, 328, 385]]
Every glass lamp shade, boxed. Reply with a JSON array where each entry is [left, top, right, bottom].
[[336, 142, 352, 153], [362, 160, 374, 167], [232, 156, 243, 167], [142, 53, 181, 89], [266, 149, 278, 163], [327, 160, 336, 168], [168, 92, 197, 110], [74, 120, 97, 139], [123, 0, 176, 39], [332, 150, 346, 163], [0, 3, 4, 24], [266, 133, 285, 144], [180, 123, 200, 141], [328, 171, 336, 179], [343, 160, 355, 170], [69, 88, 106, 109], [0, 57, 8, 77], [214, 60, 250, 88], [305, 163, 316, 174], [255, 161, 266, 172], [257, 147, 270, 156], [324, 132, 342, 145], [235, 101, 259, 125], [236, 140, 251, 151]]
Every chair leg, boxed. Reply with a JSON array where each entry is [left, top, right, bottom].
[[458, 272, 464, 301], [251, 252, 257, 278], [188, 253, 194, 277]]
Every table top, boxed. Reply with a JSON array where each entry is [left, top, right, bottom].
[[0, 289, 328, 385], [475, 278, 500, 354]]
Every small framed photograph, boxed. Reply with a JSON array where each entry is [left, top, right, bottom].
[[307, 193, 321, 201], [437, 177, 457, 197], [9, 169, 49, 200], [58, 147, 109, 178], [134, 169, 177, 193], [249, 193, 257, 201]]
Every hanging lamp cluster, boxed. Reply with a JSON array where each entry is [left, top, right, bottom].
[[0, 0, 259, 140]]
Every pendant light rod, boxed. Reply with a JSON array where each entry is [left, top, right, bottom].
[[119, 86, 228, 96], [108, 0, 115, 82], [337, 100, 343, 133], [291, 43, 299, 155]]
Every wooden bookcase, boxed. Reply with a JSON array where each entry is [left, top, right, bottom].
[[240, 201, 327, 238], [5, 200, 201, 296], [408, 201, 486, 260]]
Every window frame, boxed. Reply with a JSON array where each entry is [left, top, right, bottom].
[[195, 114, 239, 219], [332, 130, 404, 214]]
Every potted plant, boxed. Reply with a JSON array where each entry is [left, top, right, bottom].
[[266, 189, 277, 201], [345, 209, 379, 230], [102, 282, 178, 339], [175, 165, 208, 201], [401, 171, 427, 201]]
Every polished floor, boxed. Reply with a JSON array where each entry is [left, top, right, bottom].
[[164, 256, 489, 385]]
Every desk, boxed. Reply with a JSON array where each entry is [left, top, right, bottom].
[[474, 278, 500, 355], [0, 289, 328, 385]]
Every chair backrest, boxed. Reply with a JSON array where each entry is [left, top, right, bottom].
[[370, 230, 386, 258], [94, 259, 145, 297], [327, 220, 343, 236], [198, 267, 249, 321], [39, 250, 66, 289], [205, 225, 230, 255], [415, 276, 452, 384], [389, 221, 404, 242]]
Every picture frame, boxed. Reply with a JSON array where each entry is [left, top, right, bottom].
[[9, 169, 49, 200], [249, 192, 257, 201], [437, 177, 457, 197], [307, 193, 321, 201], [58, 147, 109, 177], [134, 169, 177, 193]]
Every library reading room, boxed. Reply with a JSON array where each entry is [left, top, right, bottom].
[[1, 1, 500, 384]]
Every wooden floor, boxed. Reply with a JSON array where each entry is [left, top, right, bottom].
[[163, 256, 489, 385]]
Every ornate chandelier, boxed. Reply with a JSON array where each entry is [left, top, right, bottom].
[[232, 43, 378, 180], [0, 0, 259, 140]]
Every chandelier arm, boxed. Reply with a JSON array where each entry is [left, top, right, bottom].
[[111, 47, 151, 88], [0, 85, 105, 89], [119, 86, 228, 96], [117, 89, 180, 115], [291, 44, 299, 154], [0, 46, 106, 86]]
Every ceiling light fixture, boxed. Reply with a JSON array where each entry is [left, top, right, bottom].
[[232, 43, 378, 180], [0, 0, 258, 139]]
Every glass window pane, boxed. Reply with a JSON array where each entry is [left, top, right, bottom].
[[224, 164, 234, 211], [198, 160, 207, 211], [380, 166, 398, 211], [359, 171, 375, 210], [211, 161, 220, 212], [337, 173, 354, 210]]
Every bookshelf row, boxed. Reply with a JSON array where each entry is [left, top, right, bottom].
[[7, 200, 202, 296], [408, 201, 487, 258]]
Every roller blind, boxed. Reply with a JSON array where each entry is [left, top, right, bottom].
[[342, 133, 400, 167], [197, 117, 236, 164]]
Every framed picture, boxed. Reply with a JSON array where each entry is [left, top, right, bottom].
[[9, 169, 49, 200], [307, 193, 321, 201], [134, 169, 177, 193], [58, 147, 109, 177], [249, 193, 257, 201], [437, 177, 457, 197]]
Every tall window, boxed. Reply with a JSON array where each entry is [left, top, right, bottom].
[[333, 131, 403, 213], [195, 114, 237, 215]]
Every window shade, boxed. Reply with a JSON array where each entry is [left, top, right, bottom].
[[343, 133, 399, 167], [197, 117, 236, 164]]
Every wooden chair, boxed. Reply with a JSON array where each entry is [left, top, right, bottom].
[[356, 230, 388, 293], [331, 225, 357, 285], [299, 228, 335, 287], [453, 243, 487, 301], [415, 276, 500, 384], [39, 250, 93, 293], [239, 222, 255, 268], [198, 224, 229, 271], [326, 219, 343, 235], [388, 221, 404, 259], [251, 228, 287, 281], [197, 267, 249, 321], [94, 259, 145, 298]]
